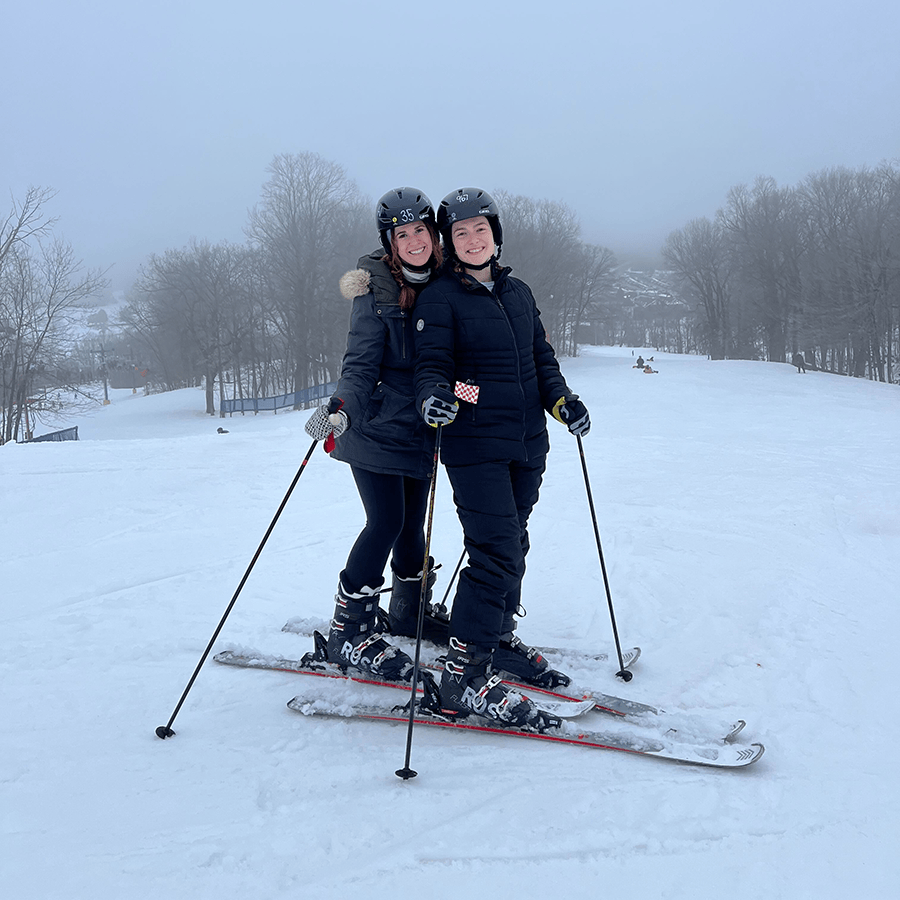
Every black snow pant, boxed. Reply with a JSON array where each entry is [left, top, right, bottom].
[[341, 466, 430, 593], [444, 455, 546, 648]]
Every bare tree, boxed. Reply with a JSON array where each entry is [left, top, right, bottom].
[[564, 242, 618, 356], [796, 165, 900, 379], [720, 177, 805, 363], [663, 217, 734, 359], [125, 240, 257, 413], [1, 189, 106, 441], [493, 190, 615, 353], [246, 152, 370, 398]]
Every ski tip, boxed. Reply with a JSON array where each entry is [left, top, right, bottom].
[[725, 719, 747, 743], [689, 740, 764, 767], [733, 742, 764, 766]]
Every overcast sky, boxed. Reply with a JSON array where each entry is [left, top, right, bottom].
[[5, 0, 899, 291]]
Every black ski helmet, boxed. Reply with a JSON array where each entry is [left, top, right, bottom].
[[376, 187, 437, 254], [437, 187, 503, 258]]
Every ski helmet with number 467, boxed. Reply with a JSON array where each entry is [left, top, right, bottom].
[[437, 187, 503, 258], [376, 187, 437, 253]]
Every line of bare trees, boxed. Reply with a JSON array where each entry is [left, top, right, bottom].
[[495, 191, 618, 357], [1, 187, 106, 443], [3, 155, 621, 434], [119, 155, 619, 414], [11, 154, 893, 439], [663, 163, 900, 381], [121, 153, 372, 414]]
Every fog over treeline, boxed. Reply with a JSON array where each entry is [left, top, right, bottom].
[[2, 151, 899, 440]]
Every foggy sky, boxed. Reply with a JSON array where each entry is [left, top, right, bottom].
[[5, 0, 899, 292]]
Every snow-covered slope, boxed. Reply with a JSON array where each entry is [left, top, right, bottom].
[[3, 347, 897, 898]]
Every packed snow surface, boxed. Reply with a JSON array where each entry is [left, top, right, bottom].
[[3, 347, 898, 898]]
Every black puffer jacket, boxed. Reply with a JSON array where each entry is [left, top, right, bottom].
[[413, 264, 572, 466], [328, 251, 434, 480]]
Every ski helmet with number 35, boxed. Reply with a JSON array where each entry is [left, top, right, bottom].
[[437, 187, 503, 258], [376, 187, 437, 253]]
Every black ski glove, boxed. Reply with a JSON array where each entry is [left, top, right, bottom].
[[421, 384, 459, 427], [551, 395, 590, 437]]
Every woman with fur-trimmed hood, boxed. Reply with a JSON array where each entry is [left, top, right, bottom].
[[302, 187, 446, 682]]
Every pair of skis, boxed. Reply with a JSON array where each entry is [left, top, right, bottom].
[[214, 623, 764, 768]]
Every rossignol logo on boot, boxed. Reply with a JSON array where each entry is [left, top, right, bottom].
[[341, 641, 362, 664], [461, 686, 487, 713]]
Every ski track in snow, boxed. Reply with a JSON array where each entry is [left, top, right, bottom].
[[3, 347, 898, 899]]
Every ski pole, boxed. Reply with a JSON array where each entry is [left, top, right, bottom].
[[156, 437, 320, 739], [396, 424, 442, 780], [432, 546, 465, 618], [576, 434, 633, 682]]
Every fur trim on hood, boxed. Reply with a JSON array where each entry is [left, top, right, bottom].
[[339, 268, 371, 300]]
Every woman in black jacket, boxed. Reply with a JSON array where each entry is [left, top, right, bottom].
[[303, 187, 446, 681], [414, 188, 590, 730]]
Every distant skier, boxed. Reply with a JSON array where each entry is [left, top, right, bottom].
[[635, 355, 645, 368], [792, 352, 806, 374]]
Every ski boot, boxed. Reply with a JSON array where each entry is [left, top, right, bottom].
[[325, 580, 415, 682], [387, 560, 450, 644], [439, 637, 560, 732], [492, 619, 571, 689]]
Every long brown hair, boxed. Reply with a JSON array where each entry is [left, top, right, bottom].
[[385, 221, 443, 310]]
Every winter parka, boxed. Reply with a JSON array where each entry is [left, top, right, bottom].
[[413, 264, 572, 467], [328, 251, 435, 480]]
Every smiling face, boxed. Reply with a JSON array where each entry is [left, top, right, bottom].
[[393, 221, 434, 267], [451, 215, 495, 270]]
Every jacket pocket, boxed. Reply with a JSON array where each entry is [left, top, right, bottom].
[[363, 383, 417, 434], [378, 306, 409, 362]]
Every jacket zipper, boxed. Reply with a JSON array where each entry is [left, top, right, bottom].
[[490, 287, 529, 457]]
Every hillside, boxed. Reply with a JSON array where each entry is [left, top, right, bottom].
[[3, 347, 897, 899]]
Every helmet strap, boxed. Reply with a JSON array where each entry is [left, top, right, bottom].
[[459, 254, 496, 271]]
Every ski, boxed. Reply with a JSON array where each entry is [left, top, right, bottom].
[[213, 648, 593, 718], [215, 639, 744, 743], [282, 615, 641, 669], [499, 678, 746, 744], [285, 694, 765, 769]]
